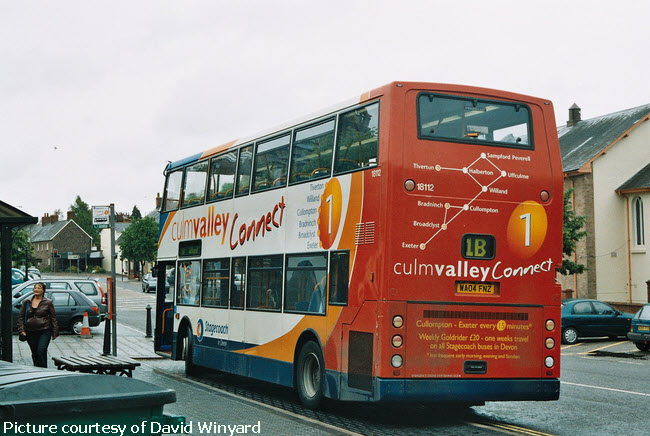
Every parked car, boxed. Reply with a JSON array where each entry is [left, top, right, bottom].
[[627, 303, 650, 351], [20, 266, 42, 280], [561, 299, 634, 344], [142, 273, 157, 293], [11, 279, 107, 321], [12, 289, 101, 334], [0, 268, 28, 290]]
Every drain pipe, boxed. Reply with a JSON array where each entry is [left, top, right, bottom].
[[619, 193, 633, 304]]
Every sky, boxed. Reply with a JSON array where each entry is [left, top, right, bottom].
[[2, 0, 649, 219]]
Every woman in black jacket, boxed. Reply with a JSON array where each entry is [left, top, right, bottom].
[[17, 282, 59, 368]]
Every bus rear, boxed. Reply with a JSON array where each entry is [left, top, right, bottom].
[[377, 83, 562, 402]]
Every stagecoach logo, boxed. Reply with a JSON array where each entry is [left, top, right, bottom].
[[196, 319, 229, 342], [196, 319, 204, 342]]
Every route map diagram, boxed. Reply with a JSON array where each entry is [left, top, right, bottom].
[[420, 152, 507, 250]]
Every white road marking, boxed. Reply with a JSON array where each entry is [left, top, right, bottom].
[[561, 381, 650, 397]]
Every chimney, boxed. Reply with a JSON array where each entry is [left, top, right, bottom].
[[67, 211, 76, 221], [155, 192, 162, 210], [42, 213, 49, 225], [567, 103, 581, 127]]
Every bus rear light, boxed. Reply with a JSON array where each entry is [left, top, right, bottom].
[[392, 315, 404, 328], [545, 319, 555, 331], [404, 179, 415, 191], [540, 190, 550, 202], [392, 335, 403, 348], [391, 355, 403, 368], [545, 338, 555, 349], [544, 356, 555, 368]]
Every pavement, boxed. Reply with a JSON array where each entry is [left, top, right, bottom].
[[9, 322, 345, 435], [11, 321, 159, 365]]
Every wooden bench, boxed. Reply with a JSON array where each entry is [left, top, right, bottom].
[[52, 355, 141, 377]]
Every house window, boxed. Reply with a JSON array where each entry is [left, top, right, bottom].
[[634, 197, 645, 246]]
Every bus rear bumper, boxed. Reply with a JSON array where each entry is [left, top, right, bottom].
[[372, 378, 560, 403]]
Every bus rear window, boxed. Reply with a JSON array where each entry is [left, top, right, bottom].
[[417, 93, 533, 149]]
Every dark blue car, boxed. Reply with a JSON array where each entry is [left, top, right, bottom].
[[627, 304, 650, 351], [561, 299, 634, 344], [0, 268, 27, 290]]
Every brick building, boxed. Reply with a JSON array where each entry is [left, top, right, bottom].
[[28, 212, 94, 272]]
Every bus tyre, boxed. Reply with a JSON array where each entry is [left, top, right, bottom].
[[296, 341, 325, 409], [562, 327, 578, 345], [182, 324, 198, 376]]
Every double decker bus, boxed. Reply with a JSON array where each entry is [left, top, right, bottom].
[[154, 81, 563, 408]]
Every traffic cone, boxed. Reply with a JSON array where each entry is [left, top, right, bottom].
[[79, 312, 92, 338]]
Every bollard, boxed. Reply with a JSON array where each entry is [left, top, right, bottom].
[[102, 317, 111, 355], [145, 304, 152, 338]]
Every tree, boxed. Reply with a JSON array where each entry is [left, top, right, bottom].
[[118, 216, 158, 277], [131, 205, 142, 220], [70, 195, 100, 244], [558, 189, 588, 275], [115, 212, 131, 223], [0, 228, 32, 267]]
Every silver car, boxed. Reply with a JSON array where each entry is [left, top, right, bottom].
[[12, 279, 108, 321]]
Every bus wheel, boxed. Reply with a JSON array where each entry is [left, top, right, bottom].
[[182, 324, 198, 376], [296, 341, 324, 409]]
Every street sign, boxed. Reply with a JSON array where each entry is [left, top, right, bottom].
[[92, 205, 111, 228]]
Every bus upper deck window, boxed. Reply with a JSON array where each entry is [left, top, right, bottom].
[[208, 150, 237, 202], [235, 145, 253, 196], [163, 170, 183, 212], [252, 134, 290, 193], [334, 102, 379, 175], [290, 119, 335, 184], [181, 161, 208, 208], [417, 93, 533, 149]]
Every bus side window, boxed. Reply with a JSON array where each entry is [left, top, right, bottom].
[[334, 102, 379, 175], [252, 134, 290, 193], [230, 257, 246, 309], [181, 161, 208, 208], [177, 260, 201, 306], [208, 151, 237, 202], [235, 145, 253, 197], [329, 250, 349, 306], [202, 258, 230, 308], [163, 170, 183, 211], [284, 254, 327, 314], [247, 255, 283, 311], [290, 119, 335, 184]]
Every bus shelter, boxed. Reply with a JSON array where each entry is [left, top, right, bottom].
[[0, 200, 37, 362]]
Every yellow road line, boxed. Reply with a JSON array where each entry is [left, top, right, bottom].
[[578, 341, 623, 355], [469, 420, 555, 435], [491, 422, 556, 436]]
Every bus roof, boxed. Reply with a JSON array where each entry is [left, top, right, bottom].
[[165, 81, 552, 172]]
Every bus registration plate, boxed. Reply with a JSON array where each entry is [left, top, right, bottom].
[[456, 282, 495, 295]]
